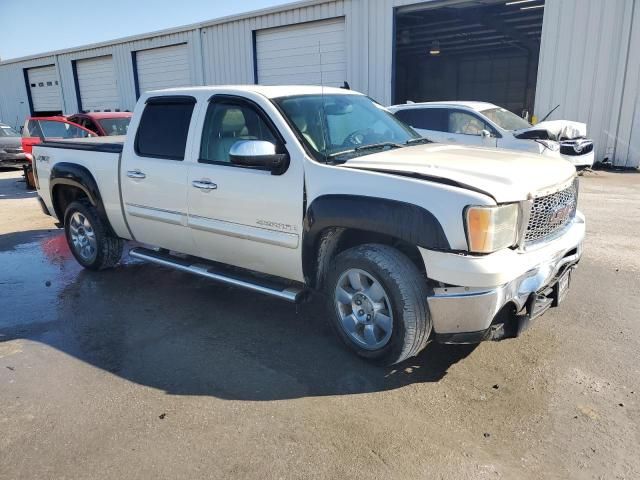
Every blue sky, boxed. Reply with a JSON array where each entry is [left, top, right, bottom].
[[0, 0, 293, 60]]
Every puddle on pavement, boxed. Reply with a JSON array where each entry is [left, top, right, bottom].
[[0, 232, 81, 330]]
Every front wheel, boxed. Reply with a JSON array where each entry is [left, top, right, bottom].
[[326, 244, 432, 365], [64, 199, 124, 270]]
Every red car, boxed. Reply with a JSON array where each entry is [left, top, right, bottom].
[[66, 112, 132, 137]]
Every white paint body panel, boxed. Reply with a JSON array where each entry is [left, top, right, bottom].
[[256, 17, 346, 87], [34, 86, 583, 294], [27, 65, 62, 112], [135, 44, 191, 94], [76, 56, 119, 112]]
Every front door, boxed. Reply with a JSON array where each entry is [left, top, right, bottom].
[[120, 96, 198, 255], [445, 109, 497, 147], [186, 96, 305, 282]]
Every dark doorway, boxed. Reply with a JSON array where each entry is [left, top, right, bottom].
[[394, 0, 544, 117]]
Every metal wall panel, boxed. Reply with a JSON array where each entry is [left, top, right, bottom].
[[536, 0, 638, 167], [0, 56, 56, 128]]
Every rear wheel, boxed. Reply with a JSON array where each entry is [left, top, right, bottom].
[[64, 200, 123, 270], [326, 244, 431, 365]]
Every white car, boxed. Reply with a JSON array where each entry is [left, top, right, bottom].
[[389, 101, 595, 169], [32, 86, 584, 365]]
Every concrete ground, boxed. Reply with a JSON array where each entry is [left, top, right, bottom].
[[0, 167, 638, 480]]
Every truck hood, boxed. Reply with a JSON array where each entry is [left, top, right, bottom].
[[513, 120, 587, 141], [341, 143, 577, 203]]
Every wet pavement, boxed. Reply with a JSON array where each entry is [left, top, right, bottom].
[[0, 167, 639, 479]]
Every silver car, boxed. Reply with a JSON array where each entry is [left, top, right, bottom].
[[0, 123, 28, 168]]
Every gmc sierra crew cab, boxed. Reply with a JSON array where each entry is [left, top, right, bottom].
[[32, 86, 585, 365]]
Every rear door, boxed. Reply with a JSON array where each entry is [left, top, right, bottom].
[[186, 95, 304, 281], [393, 107, 449, 143], [120, 96, 198, 255]]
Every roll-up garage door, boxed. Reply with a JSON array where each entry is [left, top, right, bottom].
[[26, 65, 62, 113], [75, 55, 119, 112], [255, 18, 346, 87], [135, 44, 191, 94]]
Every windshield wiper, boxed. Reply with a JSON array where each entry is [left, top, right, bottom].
[[405, 137, 432, 146], [327, 142, 404, 160], [354, 142, 404, 152]]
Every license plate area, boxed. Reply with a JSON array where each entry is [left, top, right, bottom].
[[552, 268, 572, 307]]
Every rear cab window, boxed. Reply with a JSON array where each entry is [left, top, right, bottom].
[[135, 96, 196, 160]]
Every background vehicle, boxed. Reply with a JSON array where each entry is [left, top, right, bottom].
[[32, 86, 584, 366], [67, 112, 132, 136], [0, 123, 27, 168], [21, 116, 95, 189], [389, 101, 595, 169]]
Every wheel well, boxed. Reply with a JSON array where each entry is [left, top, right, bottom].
[[52, 184, 89, 223], [312, 227, 426, 290]]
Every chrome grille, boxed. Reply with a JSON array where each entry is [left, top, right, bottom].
[[560, 140, 593, 156], [525, 180, 578, 244]]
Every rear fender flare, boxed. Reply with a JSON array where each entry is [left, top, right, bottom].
[[50, 163, 115, 236]]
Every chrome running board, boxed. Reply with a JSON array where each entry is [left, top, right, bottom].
[[129, 247, 306, 303]]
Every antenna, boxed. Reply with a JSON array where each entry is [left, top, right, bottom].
[[318, 40, 329, 164]]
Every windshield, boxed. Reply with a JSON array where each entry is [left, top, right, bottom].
[[0, 125, 19, 137], [275, 94, 420, 161], [481, 107, 531, 131], [97, 117, 130, 136]]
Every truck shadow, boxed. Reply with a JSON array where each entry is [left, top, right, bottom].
[[0, 230, 476, 401]]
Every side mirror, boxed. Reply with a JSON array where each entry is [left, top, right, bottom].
[[480, 129, 492, 139], [229, 140, 289, 175]]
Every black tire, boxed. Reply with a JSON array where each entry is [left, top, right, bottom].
[[23, 165, 35, 190], [325, 244, 432, 365], [64, 199, 124, 270]]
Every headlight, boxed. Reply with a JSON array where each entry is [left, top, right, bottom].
[[465, 204, 519, 253], [536, 139, 560, 152]]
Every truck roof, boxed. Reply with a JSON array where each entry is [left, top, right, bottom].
[[390, 101, 498, 112], [144, 85, 361, 99]]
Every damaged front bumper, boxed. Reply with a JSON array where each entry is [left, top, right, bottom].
[[421, 212, 585, 344]]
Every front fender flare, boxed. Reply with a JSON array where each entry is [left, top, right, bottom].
[[302, 195, 450, 287]]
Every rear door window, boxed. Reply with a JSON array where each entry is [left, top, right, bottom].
[[135, 97, 196, 160], [395, 108, 447, 132]]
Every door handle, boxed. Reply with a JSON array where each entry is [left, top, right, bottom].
[[192, 180, 218, 190], [127, 170, 146, 179]]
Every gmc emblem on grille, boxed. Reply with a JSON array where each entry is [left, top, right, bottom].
[[549, 204, 573, 226]]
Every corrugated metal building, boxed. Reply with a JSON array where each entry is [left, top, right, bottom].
[[0, 0, 638, 167]]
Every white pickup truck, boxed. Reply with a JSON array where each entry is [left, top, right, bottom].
[[32, 86, 585, 365]]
